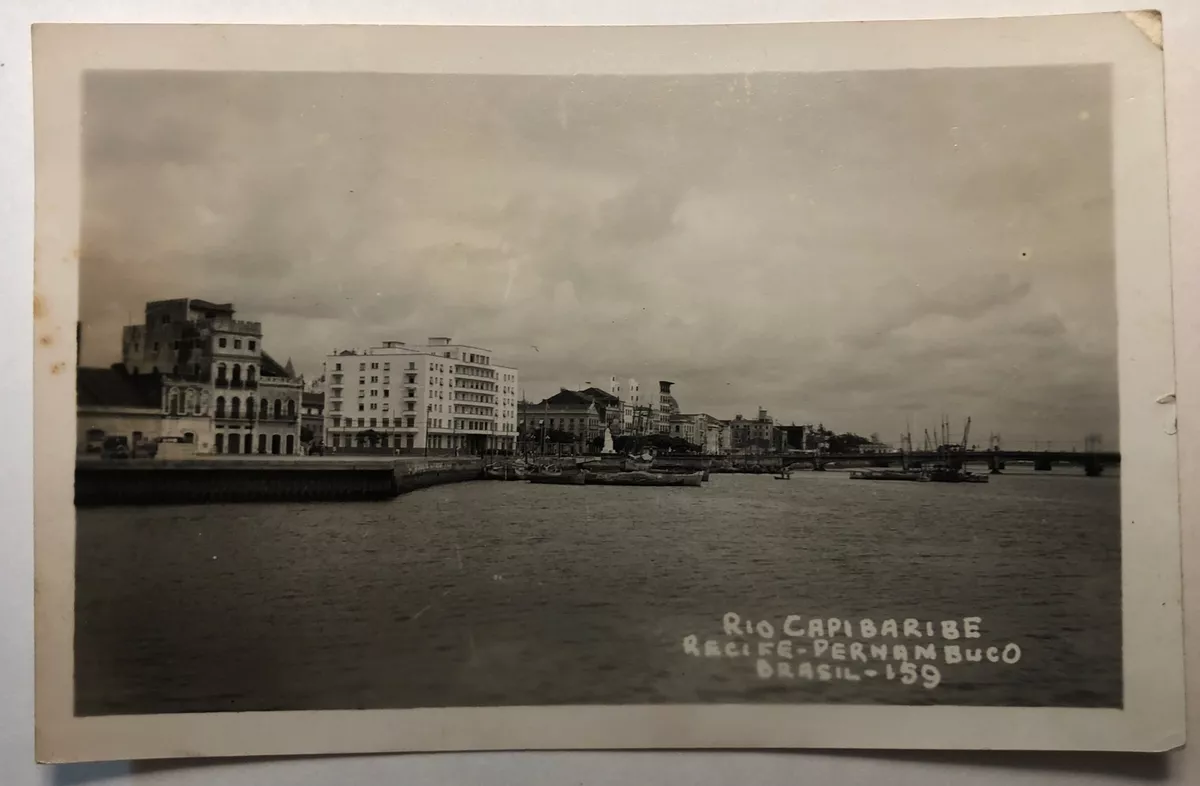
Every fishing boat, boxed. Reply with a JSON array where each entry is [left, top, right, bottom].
[[850, 469, 930, 482], [527, 470, 586, 485], [484, 464, 527, 481], [583, 470, 704, 488]]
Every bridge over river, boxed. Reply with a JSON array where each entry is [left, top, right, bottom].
[[654, 450, 1120, 477]]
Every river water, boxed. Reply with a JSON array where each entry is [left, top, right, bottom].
[[75, 466, 1121, 715]]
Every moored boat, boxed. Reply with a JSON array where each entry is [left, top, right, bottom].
[[527, 471, 586, 485], [583, 470, 703, 487], [484, 465, 526, 481], [850, 469, 930, 482]]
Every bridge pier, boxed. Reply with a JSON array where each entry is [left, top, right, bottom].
[[988, 453, 1003, 474], [1084, 456, 1104, 477], [1034, 457, 1053, 472]]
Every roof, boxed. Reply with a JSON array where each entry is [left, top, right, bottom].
[[519, 401, 597, 414], [546, 389, 597, 407], [577, 387, 621, 405], [188, 299, 235, 313], [260, 351, 293, 378], [77, 365, 162, 409]]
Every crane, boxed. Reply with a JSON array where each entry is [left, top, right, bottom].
[[960, 416, 972, 452]]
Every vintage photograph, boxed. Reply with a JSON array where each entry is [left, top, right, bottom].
[[34, 16, 1184, 761]]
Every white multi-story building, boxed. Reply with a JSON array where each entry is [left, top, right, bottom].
[[323, 337, 518, 453]]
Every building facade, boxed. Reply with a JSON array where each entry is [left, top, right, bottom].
[[323, 337, 518, 453], [668, 413, 731, 454], [301, 392, 325, 448], [657, 381, 680, 433], [108, 298, 302, 455], [730, 407, 777, 453], [518, 395, 602, 453]]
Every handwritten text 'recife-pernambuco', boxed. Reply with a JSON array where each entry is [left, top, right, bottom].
[[680, 613, 1023, 690]]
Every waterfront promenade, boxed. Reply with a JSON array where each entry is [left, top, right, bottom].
[[74, 454, 484, 506]]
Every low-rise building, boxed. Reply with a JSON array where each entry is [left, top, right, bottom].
[[301, 391, 325, 448]]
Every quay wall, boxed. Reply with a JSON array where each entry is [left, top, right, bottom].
[[74, 457, 484, 507]]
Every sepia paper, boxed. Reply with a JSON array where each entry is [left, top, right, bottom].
[[33, 13, 1184, 762]]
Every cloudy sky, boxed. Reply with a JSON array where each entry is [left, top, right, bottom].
[[79, 65, 1116, 448]]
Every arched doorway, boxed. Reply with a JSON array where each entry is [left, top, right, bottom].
[[286, 434, 295, 455], [271, 434, 281, 455], [244, 433, 253, 454], [214, 433, 225, 454], [258, 434, 267, 454], [228, 434, 239, 454]]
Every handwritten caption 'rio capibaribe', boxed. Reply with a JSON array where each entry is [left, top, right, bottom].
[[681, 613, 1023, 690]]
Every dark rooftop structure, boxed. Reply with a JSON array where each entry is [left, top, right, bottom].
[[77, 365, 162, 409]]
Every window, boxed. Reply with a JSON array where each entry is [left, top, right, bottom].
[[357, 418, 365, 427], [384, 363, 390, 371], [358, 403, 364, 411], [335, 362, 342, 371], [371, 376, 378, 383], [219, 338, 227, 348], [406, 402, 415, 411], [406, 388, 416, 398], [370, 403, 378, 411], [383, 376, 389, 384], [249, 340, 256, 351], [234, 339, 242, 349], [358, 390, 365, 398], [370, 389, 378, 397], [359, 377, 365, 385], [406, 417, 415, 427], [381, 418, 390, 427], [369, 418, 377, 427], [371, 362, 379, 370]]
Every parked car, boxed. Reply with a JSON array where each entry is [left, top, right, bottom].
[[100, 436, 130, 460]]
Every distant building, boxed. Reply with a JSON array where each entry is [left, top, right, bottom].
[[670, 413, 731, 454], [518, 391, 602, 452], [76, 365, 210, 454], [323, 337, 518, 453], [657, 381, 680, 433], [80, 298, 303, 455], [730, 407, 777, 452], [301, 391, 325, 447]]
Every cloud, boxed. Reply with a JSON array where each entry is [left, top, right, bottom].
[[78, 65, 1118, 447]]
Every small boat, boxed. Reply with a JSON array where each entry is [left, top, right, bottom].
[[484, 464, 526, 481], [924, 466, 990, 483], [583, 470, 703, 487], [527, 471, 586, 485], [850, 469, 930, 482]]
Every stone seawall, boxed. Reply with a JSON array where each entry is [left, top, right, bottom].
[[74, 456, 484, 507]]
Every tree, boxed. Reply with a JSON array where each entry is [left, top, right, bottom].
[[300, 426, 315, 444], [356, 428, 381, 448]]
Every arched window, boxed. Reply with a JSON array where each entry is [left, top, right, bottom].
[[287, 399, 297, 418], [216, 363, 227, 384], [194, 390, 204, 415], [230, 397, 241, 419], [259, 398, 269, 419], [215, 396, 226, 418], [273, 399, 283, 419], [182, 432, 195, 443], [246, 365, 256, 385], [232, 364, 242, 384], [167, 389, 180, 415], [245, 397, 255, 420]]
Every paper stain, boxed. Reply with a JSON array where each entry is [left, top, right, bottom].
[[33, 293, 46, 319], [1124, 10, 1163, 50]]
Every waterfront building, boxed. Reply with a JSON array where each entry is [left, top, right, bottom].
[[730, 407, 777, 453], [79, 298, 304, 455], [517, 393, 602, 453], [76, 365, 212, 454], [669, 413, 730, 454], [322, 337, 518, 453], [301, 391, 325, 448], [657, 381, 680, 433], [574, 386, 625, 434]]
